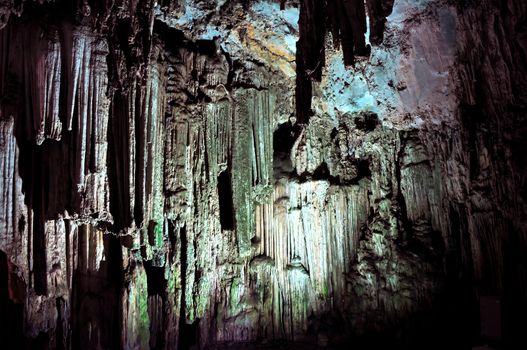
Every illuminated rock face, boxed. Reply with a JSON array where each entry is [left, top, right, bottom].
[[0, 0, 526, 349]]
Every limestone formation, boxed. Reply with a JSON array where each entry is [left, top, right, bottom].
[[0, 0, 526, 349]]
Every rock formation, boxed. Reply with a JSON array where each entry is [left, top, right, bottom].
[[0, 0, 526, 349]]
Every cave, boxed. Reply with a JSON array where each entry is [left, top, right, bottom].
[[0, 0, 526, 349]]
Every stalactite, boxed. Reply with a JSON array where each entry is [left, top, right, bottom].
[[366, 0, 395, 45], [295, 0, 394, 125]]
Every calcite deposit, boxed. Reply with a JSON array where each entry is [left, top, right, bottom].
[[0, 0, 526, 349]]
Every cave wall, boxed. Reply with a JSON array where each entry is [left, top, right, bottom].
[[0, 0, 526, 349]]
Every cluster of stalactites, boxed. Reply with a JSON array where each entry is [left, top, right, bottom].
[[295, 0, 394, 125]]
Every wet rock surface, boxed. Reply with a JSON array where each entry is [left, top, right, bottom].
[[0, 0, 526, 349]]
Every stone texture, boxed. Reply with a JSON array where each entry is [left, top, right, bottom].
[[0, 0, 526, 349]]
